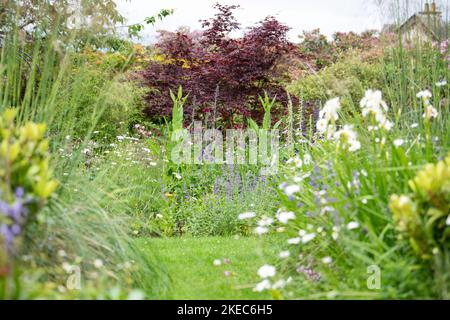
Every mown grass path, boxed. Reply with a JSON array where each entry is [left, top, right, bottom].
[[138, 237, 283, 300]]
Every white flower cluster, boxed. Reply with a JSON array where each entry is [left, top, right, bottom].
[[254, 265, 292, 292], [316, 97, 361, 152], [417, 90, 438, 120], [360, 89, 393, 131], [316, 97, 341, 139], [333, 125, 361, 152]]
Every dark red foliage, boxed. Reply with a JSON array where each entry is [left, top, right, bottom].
[[140, 4, 296, 127]]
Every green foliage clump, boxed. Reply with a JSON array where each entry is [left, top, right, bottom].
[[289, 54, 383, 108]]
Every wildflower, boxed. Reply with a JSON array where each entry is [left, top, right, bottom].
[[258, 265, 276, 278], [347, 221, 360, 230], [316, 118, 329, 135], [393, 139, 405, 147], [224, 271, 231, 277], [360, 89, 388, 116], [379, 119, 393, 131], [254, 226, 269, 235], [213, 259, 222, 266], [238, 212, 256, 220], [322, 257, 333, 264], [173, 172, 182, 180], [316, 98, 341, 139], [411, 123, 419, 129], [276, 210, 296, 224], [156, 214, 163, 219], [423, 105, 438, 119], [272, 279, 286, 289], [416, 90, 432, 100], [254, 279, 271, 292], [302, 233, 316, 244], [334, 125, 361, 152], [303, 154, 312, 165], [319, 97, 341, 121], [279, 251, 290, 259], [283, 185, 300, 198], [258, 217, 274, 227], [389, 195, 417, 232], [288, 237, 301, 245], [436, 80, 447, 87]]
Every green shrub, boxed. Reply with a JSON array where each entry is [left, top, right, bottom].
[[289, 54, 383, 108]]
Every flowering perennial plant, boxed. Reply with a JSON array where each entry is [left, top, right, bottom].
[[390, 153, 450, 259], [0, 109, 58, 272]]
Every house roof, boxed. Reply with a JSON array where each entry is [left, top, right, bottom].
[[399, 13, 439, 41]]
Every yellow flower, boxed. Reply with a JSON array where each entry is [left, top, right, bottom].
[[408, 155, 450, 196], [389, 194, 418, 232]]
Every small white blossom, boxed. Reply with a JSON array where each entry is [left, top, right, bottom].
[[417, 90, 432, 99], [213, 259, 222, 266], [302, 233, 316, 244], [173, 172, 182, 180], [279, 251, 290, 259], [254, 279, 271, 292], [283, 185, 300, 197], [288, 237, 301, 245], [436, 80, 447, 87], [238, 212, 256, 220], [393, 139, 405, 147], [334, 125, 361, 152], [254, 226, 269, 235], [258, 265, 276, 278], [276, 210, 296, 224], [347, 221, 360, 230], [258, 217, 274, 227], [322, 256, 333, 264]]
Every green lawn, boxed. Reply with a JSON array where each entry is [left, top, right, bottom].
[[138, 237, 284, 300]]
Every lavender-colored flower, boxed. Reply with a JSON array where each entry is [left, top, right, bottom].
[[0, 187, 30, 253]]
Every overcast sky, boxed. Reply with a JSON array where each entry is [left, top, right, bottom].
[[115, 0, 383, 43]]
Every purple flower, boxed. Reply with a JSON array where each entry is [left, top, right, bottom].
[[0, 187, 29, 254]]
